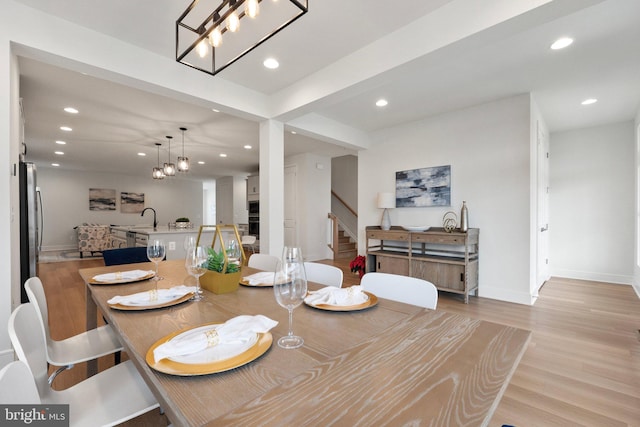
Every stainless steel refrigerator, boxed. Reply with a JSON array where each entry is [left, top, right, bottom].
[[19, 161, 42, 303]]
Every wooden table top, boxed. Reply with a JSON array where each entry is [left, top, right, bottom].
[[80, 259, 530, 427]]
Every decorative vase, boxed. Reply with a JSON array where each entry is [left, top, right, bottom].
[[460, 201, 468, 232], [200, 270, 241, 294]]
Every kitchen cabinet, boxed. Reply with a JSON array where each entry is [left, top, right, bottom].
[[247, 175, 259, 202], [366, 226, 479, 303]]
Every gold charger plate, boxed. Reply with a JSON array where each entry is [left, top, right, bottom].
[[108, 292, 194, 311], [146, 322, 272, 376], [305, 291, 378, 312], [89, 271, 155, 285], [239, 278, 273, 287]]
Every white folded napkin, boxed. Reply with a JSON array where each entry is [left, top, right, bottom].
[[108, 285, 197, 306], [243, 271, 277, 286], [153, 315, 278, 363], [93, 269, 154, 282], [304, 285, 369, 306]]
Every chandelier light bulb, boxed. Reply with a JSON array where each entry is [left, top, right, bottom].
[[227, 10, 240, 32], [209, 26, 223, 47], [246, 0, 259, 18], [177, 127, 190, 173], [197, 39, 209, 57]]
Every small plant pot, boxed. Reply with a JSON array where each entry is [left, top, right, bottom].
[[200, 270, 241, 294]]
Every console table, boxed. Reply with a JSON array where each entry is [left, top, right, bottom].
[[366, 226, 479, 303]]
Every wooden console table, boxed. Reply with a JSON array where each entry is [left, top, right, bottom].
[[366, 226, 479, 303]]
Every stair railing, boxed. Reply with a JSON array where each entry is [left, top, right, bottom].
[[329, 191, 358, 259]]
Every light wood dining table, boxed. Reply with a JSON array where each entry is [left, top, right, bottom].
[[80, 259, 530, 427]]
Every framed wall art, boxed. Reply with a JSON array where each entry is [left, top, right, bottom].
[[89, 188, 116, 211], [121, 192, 145, 213], [396, 165, 451, 207]]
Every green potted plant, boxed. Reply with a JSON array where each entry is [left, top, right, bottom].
[[199, 247, 241, 294]]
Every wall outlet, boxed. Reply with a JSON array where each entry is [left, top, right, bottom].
[[168, 241, 176, 251]]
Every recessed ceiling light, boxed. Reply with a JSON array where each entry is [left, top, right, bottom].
[[550, 37, 573, 50], [51, 163, 60, 167], [219, 153, 227, 158], [60, 126, 72, 132], [244, 145, 252, 149], [137, 152, 146, 156], [263, 58, 279, 69], [212, 108, 220, 113], [290, 131, 297, 135], [581, 98, 598, 105], [376, 99, 388, 107], [55, 140, 66, 145], [54, 151, 64, 155], [64, 107, 79, 114], [198, 161, 205, 165]]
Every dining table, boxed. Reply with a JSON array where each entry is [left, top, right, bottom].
[[79, 259, 530, 427]]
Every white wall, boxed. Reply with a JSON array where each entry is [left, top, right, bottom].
[[360, 94, 534, 305], [37, 167, 205, 251], [636, 112, 640, 298], [332, 155, 358, 210], [550, 122, 634, 285], [286, 153, 333, 262]]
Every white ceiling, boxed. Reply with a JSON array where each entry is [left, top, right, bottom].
[[13, 0, 640, 180]]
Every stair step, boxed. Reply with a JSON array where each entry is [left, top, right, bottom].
[[335, 249, 357, 259]]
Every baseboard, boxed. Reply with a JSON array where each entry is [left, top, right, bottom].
[[551, 268, 633, 285], [41, 244, 77, 252]]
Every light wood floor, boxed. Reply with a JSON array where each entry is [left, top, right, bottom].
[[36, 258, 640, 426]]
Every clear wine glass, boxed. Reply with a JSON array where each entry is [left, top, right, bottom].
[[146, 239, 166, 287], [185, 246, 208, 301], [226, 238, 241, 266], [273, 248, 307, 349]]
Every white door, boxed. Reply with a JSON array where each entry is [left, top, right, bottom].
[[216, 180, 233, 224], [284, 165, 297, 247], [536, 122, 550, 294]]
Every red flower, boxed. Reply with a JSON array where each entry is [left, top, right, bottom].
[[349, 255, 366, 278]]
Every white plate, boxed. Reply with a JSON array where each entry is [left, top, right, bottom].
[[402, 226, 430, 232]]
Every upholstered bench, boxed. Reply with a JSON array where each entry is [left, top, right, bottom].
[[76, 224, 112, 258]]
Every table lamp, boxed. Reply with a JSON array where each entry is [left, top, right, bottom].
[[377, 192, 395, 230]]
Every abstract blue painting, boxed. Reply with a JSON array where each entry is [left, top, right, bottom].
[[396, 165, 451, 207]]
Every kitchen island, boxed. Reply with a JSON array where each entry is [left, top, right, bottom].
[[110, 225, 216, 260]]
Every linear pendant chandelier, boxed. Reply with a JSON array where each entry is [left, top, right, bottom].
[[176, 0, 308, 76]]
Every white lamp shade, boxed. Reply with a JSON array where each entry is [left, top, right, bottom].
[[377, 192, 395, 209]]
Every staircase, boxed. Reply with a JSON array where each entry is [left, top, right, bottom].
[[334, 228, 357, 259]]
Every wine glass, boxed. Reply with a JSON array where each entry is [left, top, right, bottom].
[[147, 239, 166, 286], [185, 246, 208, 301], [273, 248, 307, 349], [183, 235, 197, 251], [226, 238, 241, 266]]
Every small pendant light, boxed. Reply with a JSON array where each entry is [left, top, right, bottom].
[[152, 143, 165, 179], [163, 135, 176, 176], [177, 127, 189, 172]]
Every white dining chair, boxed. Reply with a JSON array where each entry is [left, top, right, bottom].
[[303, 262, 343, 288], [241, 235, 257, 254], [0, 361, 41, 404], [8, 303, 160, 427], [248, 253, 280, 272], [361, 272, 438, 309], [24, 276, 123, 385]]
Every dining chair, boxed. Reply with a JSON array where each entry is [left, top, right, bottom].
[[102, 246, 153, 265], [303, 262, 343, 288], [24, 277, 123, 385], [0, 361, 40, 404], [8, 303, 160, 427], [241, 235, 257, 254], [247, 253, 280, 272], [360, 272, 438, 309]]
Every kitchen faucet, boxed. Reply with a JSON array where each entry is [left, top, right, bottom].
[[141, 207, 158, 230]]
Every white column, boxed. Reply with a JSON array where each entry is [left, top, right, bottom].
[[259, 120, 284, 256]]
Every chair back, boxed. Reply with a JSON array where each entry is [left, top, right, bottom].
[[303, 262, 343, 288], [247, 253, 280, 272], [0, 361, 41, 404], [103, 247, 153, 266], [24, 277, 51, 342], [361, 272, 438, 309], [8, 303, 50, 398]]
